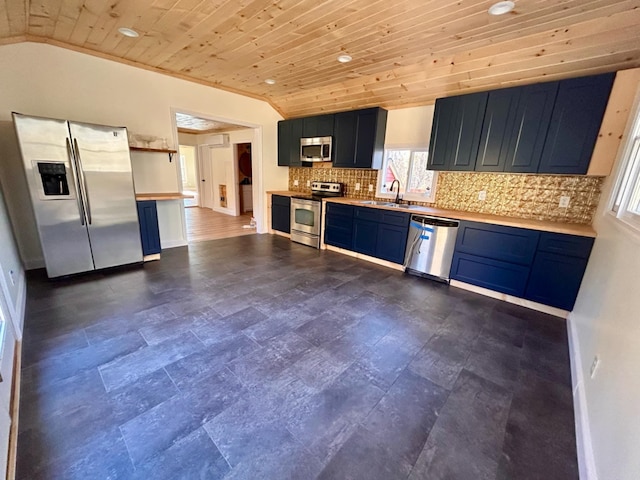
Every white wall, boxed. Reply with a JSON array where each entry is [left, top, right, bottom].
[[0, 184, 25, 338], [385, 105, 435, 147], [0, 42, 285, 267], [569, 121, 640, 477]]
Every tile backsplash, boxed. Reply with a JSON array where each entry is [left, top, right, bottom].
[[288, 167, 605, 224]]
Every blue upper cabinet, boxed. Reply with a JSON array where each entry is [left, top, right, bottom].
[[302, 114, 334, 138], [429, 73, 614, 174], [428, 92, 488, 171], [476, 82, 559, 173], [277, 118, 304, 167], [333, 107, 388, 169], [538, 73, 615, 174]]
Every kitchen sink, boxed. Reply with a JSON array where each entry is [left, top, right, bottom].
[[359, 200, 396, 206]]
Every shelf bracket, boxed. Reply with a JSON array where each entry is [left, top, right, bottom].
[[169, 152, 174, 163]]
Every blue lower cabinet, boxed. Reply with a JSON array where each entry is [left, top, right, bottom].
[[353, 219, 378, 256], [271, 195, 291, 233], [525, 252, 589, 310], [136, 201, 161, 256], [325, 204, 354, 249], [376, 223, 409, 264], [451, 252, 531, 297]]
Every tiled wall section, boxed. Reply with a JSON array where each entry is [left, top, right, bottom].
[[288, 167, 605, 224]]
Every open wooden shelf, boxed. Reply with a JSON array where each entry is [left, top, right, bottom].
[[129, 146, 177, 162]]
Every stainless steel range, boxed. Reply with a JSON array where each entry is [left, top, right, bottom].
[[290, 181, 343, 249]]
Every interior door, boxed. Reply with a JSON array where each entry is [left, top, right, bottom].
[[198, 146, 214, 209], [68, 122, 142, 270]]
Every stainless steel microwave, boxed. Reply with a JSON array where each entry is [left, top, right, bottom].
[[300, 136, 332, 163]]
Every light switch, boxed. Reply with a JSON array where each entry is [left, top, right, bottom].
[[293, 179, 299, 186], [355, 183, 361, 191], [368, 184, 374, 192], [306, 180, 310, 187], [559, 196, 570, 208]]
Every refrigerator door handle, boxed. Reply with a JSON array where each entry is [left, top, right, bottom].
[[73, 138, 92, 225], [66, 138, 86, 226]]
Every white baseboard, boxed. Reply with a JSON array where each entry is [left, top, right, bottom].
[[567, 315, 598, 480], [161, 240, 188, 249], [12, 274, 25, 341]]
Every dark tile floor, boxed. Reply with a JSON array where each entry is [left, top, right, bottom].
[[17, 235, 579, 479]]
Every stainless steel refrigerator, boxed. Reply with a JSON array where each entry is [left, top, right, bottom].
[[13, 113, 143, 278]]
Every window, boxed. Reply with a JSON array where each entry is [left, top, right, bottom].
[[377, 148, 437, 202], [611, 98, 640, 232]]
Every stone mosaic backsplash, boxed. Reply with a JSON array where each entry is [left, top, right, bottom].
[[288, 167, 605, 224]]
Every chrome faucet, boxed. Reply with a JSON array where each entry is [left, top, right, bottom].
[[389, 179, 401, 204]]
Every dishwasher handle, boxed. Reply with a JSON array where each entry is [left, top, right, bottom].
[[411, 215, 459, 228]]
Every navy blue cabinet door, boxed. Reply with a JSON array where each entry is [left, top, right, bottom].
[[302, 114, 334, 138], [476, 87, 520, 172], [324, 203, 354, 249], [333, 111, 357, 168], [376, 224, 409, 264], [427, 97, 454, 170], [277, 119, 304, 167], [271, 195, 291, 233], [136, 201, 161, 256], [504, 82, 558, 173], [538, 73, 615, 174], [525, 252, 589, 310], [451, 252, 531, 297], [334, 108, 387, 169], [353, 219, 379, 256]]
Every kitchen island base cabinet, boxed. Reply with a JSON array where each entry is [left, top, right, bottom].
[[271, 195, 291, 234], [136, 201, 161, 257]]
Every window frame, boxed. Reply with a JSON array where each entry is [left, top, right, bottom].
[[376, 145, 437, 203], [608, 87, 640, 234]]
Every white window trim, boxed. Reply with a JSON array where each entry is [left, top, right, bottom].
[[377, 145, 437, 203], [607, 84, 640, 235]]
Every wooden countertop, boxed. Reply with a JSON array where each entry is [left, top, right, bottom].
[[324, 197, 596, 237], [135, 193, 194, 201], [267, 190, 300, 196]]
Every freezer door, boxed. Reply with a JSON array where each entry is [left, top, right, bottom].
[[69, 122, 143, 270], [12, 114, 94, 277]]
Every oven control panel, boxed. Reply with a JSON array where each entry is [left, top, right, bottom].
[[311, 181, 343, 194]]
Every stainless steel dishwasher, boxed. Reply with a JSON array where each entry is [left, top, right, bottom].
[[404, 215, 459, 282]]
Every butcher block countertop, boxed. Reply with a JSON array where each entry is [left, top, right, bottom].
[[135, 193, 194, 201], [326, 197, 597, 238]]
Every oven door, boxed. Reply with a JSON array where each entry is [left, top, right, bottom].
[[291, 198, 320, 236]]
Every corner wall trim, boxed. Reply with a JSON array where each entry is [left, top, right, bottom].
[[567, 315, 599, 480]]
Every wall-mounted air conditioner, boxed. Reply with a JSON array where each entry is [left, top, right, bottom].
[[207, 134, 230, 148]]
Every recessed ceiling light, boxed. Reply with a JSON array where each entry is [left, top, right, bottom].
[[265, 79, 276, 85], [337, 54, 353, 63], [488, 1, 515, 15], [118, 27, 139, 38]]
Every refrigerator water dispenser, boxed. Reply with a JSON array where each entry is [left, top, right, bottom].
[[37, 162, 70, 196]]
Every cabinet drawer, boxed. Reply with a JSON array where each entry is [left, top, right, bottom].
[[381, 211, 410, 227], [537, 232, 594, 259], [451, 252, 531, 297], [272, 194, 291, 207], [326, 213, 353, 231], [354, 206, 383, 222], [455, 221, 539, 265], [326, 202, 354, 218]]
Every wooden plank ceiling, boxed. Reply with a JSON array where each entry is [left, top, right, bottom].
[[2, 0, 640, 117]]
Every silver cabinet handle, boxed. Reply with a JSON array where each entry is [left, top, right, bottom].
[[66, 138, 86, 226], [73, 138, 92, 225]]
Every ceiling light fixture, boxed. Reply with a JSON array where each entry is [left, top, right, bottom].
[[265, 79, 276, 85], [118, 27, 139, 38], [488, 1, 515, 15], [337, 54, 353, 63]]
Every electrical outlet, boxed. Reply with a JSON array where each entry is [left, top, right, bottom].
[[355, 183, 361, 191], [9, 270, 15, 286], [293, 179, 299, 186], [306, 180, 310, 187], [559, 196, 570, 208], [478, 190, 487, 201], [590, 355, 600, 379], [368, 184, 374, 192]]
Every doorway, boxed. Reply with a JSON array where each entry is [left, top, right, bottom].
[[173, 111, 259, 243], [179, 145, 198, 208]]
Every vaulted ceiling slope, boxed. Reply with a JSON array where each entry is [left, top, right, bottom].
[[1, 0, 640, 117]]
